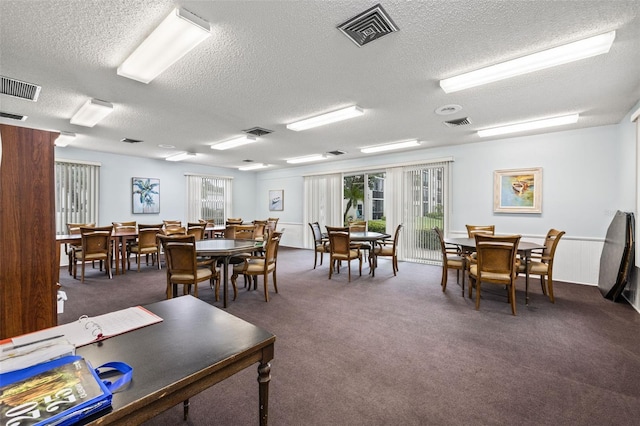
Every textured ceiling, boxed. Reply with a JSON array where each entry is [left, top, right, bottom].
[[1, 0, 639, 170]]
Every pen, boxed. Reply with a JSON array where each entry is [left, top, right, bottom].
[[4, 334, 65, 351]]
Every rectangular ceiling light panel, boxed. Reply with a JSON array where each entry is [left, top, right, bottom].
[[361, 139, 421, 153], [70, 98, 113, 127], [287, 105, 364, 131], [477, 114, 579, 138], [211, 135, 257, 150], [238, 163, 270, 171], [117, 8, 211, 84], [166, 152, 196, 161], [55, 131, 76, 147], [440, 31, 616, 93], [286, 154, 328, 164]]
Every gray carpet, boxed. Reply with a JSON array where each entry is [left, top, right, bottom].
[[57, 247, 640, 425]]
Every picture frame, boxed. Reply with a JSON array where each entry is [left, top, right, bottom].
[[493, 167, 542, 213], [269, 189, 284, 211], [132, 177, 160, 214]]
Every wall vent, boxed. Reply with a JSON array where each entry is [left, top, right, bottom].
[[1, 76, 41, 101], [243, 127, 273, 136], [443, 117, 472, 127], [242, 159, 254, 163], [337, 4, 399, 47], [328, 150, 346, 156], [0, 111, 27, 121], [121, 138, 143, 143]]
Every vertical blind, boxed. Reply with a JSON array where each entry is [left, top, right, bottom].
[[55, 160, 100, 234], [303, 173, 342, 247], [185, 174, 233, 225], [401, 161, 450, 264]]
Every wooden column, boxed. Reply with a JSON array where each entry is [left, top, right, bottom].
[[0, 124, 58, 339]]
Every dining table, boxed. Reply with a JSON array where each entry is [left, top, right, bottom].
[[444, 237, 545, 305], [350, 231, 391, 277], [195, 239, 263, 308]]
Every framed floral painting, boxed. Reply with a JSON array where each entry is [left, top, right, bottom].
[[132, 177, 160, 214], [493, 168, 542, 213]]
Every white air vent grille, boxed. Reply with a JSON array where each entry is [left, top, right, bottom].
[[1, 76, 41, 101], [444, 117, 472, 127], [337, 4, 399, 47], [328, 150, 346, 156], [121, 138, 143, 143], [0, 111, 27, 121], [244, 127, 273, 136]]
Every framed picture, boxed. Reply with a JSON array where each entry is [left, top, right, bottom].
[[269, 189, 284, 211], [493, 167, 542, 213], [132, 177, 160, 214]]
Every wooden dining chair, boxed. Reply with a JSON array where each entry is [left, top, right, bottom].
[[371, 224, 403, 276], [433, 227, 466, 294], [326, 226, 362, 282], [127, 228, 160, 271], [186, 223, 206, 241], [157, 234, 217, 299], [468, 234, 521, 315], [74, 225, 113, 283], [231, 229, 281, 302], [308, 222, 329, 269], [518, 229, 565, 303], [66, 222, 95, 275]]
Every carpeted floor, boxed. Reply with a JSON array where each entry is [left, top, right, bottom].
[[57, 247, 640, 425]]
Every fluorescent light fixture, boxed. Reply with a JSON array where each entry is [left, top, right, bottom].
[[361, 139, 421, 154], [440, 31, 616, 93], [477, 114, 579, 138], [165, 152, 196, 161], [70, 98, 113, 127], [238, 163, 270, 171], [287, 105, 364, 131], [117, 7, 211, 84], [211, 135, 257, 150], [286, 154, 328, 164], [55, 131, 76, 147]]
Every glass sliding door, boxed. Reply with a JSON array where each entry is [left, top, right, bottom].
[[343, 172, 386, 232]]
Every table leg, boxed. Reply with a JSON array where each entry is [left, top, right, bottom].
[[223, 256, 230, 308], [258, 362, 271, 426], [120, 236, 127, 274], [525, 252, 530, 305]]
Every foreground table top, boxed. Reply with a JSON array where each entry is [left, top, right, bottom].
[[77, 296, 276, 425]]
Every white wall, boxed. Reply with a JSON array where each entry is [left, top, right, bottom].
[[254, 121, 633, 286], [54, 148, 257, 225]]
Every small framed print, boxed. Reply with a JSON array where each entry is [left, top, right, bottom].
[[493, 168, 542, 213], [269, 189, 283, 211]]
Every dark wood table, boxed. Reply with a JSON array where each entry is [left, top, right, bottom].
[[78, 296, 276, 425], [444, 237, 545, 304], [196, 239, 262, 308], [350, 231, 391, 277]]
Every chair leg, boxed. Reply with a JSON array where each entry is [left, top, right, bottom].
[[475, 280, 481, 310], [313, 251, 318, 269], [183, 399, 189, 421], [263, 275, 269, 302], [510, 284, 517, 315], [328, 258, 333, 279], [81, 259, 85, 283], [545, 275, 555, 303], [441, 265, 448, 291]]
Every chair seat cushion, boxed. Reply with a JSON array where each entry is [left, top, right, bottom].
[[80, 253, 108, 261], [446, 256, 464, 268], [171, 268, 212, 281], [332, 249, 360, 260], [131, 246, 157, 254], [374, 246, 394, 256], [525, 261, 548, 274], [469, 264, 511, 281]]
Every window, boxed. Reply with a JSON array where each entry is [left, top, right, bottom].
[[343, 172, 386, 229], [55, 159, 100, 234], [185, 174, 233, 225]]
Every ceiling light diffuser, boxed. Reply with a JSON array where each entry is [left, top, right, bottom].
[[165, 152, 196, 161], [286, 154, 328, 164], [55, 131, 76, 147], [117, 8, 211, 84], [477, 114, 579, 138], [70, 98, 113, 127], [211, 135, 257, 150], [238, 163, 270, 171], [440, 31, 616, 93], [286, 105, 364, 131], [361, 139, 421, 154]]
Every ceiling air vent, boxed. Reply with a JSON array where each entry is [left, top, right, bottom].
[[1, 76, 41, 101], [121, 138, 143, 143], [337, 3, 399, 47], [443, 117, 472, 127], [243, 127, 273, 137], [328, 150, 346, 156], [0, 111, 27, 121]]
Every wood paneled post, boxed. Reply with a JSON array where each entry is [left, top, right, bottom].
[[0, 124, 58, 339]]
